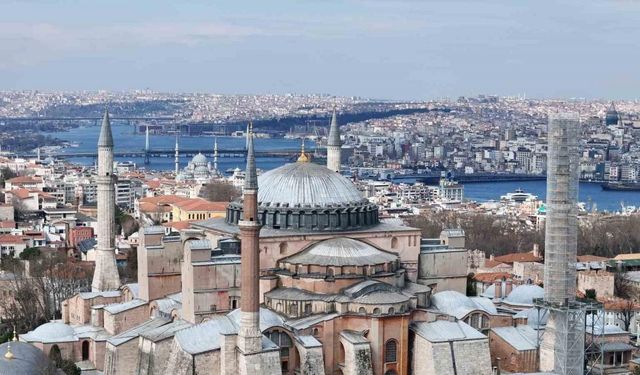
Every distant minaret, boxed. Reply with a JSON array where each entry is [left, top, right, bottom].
[[36, 147, 41, 162], [174, 135, 180, 175], [144, 125, 150, 164], [213, 136, 219, 173], [91, 110, 121, 292], [327, 108, 341, 172], [237, 123, 262, 355]]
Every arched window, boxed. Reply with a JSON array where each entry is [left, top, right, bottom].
[[279, 242, 287, 254], [373, 308, 381, 315], [289, 303, 298, 316], [358, 307, 366, 314], [388, 307, 395, 315], [391, 237, 398, 249], [384, 339, 398, 363]]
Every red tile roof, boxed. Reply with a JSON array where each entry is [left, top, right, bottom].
[[493, 251, 542, 264]]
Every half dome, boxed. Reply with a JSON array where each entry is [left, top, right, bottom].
[[282, 238, 398, 267]]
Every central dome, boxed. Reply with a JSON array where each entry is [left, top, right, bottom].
[[258, 162, 365, 207], [225, 161, 380, 231]]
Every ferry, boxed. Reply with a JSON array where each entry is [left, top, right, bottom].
[[601, 182, 640, 191], [500, 188, 538, 204]]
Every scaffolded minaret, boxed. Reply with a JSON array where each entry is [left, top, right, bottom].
[[539, 113, 584, 375], [327, 108, 341, 173], [91, 110, 121, 292]]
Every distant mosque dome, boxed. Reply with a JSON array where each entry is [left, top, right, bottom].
[[192, 153, 208, 165], [226, 161, 379, 231], [605, 102, 620, 126]]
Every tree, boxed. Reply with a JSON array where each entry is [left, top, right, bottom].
[[19, 247, 41, 260], [466, 273, 477, 296], [0, 166, 17, 187], [200, 180, 240, 202], [614, 271, 633, 299], [585, 289, 597, 300], [115, 206, 140, 238], [619, 299, 636, 332]]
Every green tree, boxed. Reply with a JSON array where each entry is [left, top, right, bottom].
[[19, 247, 41, 260]]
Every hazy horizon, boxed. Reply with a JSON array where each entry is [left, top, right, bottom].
[[3, 0, 640, 101]]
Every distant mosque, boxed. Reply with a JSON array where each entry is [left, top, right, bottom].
[[175, 136, 220, 183]]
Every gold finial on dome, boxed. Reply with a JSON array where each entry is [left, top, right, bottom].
[[297, 138, 310, 163], [12, 326, 17, 342]]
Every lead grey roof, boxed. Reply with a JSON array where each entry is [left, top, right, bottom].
[[296, 335, 322, 348], [175, 316, 237, 355], [431, 290, 497, 319], [21, 322, 77, 344], [411, 320, 486, 342], [227, 307, 286, 331], [0, 341, 54, 375], [107, 318, 170, 346], [103, 299, 147, 315], [491, 326, 538, 351], [286, 313, 339, 330], [340, 330, 369, 344], [140, 319, 192, 342], [98, 110, 114, 147], [78, 290, 121, 300], [257, 162, 365, 207], [504, 285, 544, 306], [282, 237, 397, 267]]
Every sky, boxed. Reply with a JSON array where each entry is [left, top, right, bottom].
[[2, 0, 640, 100]]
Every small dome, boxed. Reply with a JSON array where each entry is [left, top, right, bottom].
[[258, 162, 365, 207], [22, 322, 76, 343], [0, 341, 54, 374], [504, 284, 544, 306], [431, 290, 497, 319], [282, 238, 397, 267]]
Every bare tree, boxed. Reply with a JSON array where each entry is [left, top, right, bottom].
[[614, 271, 633, 299], [200, 180, 240, 202], [618, 299, 637, 332]]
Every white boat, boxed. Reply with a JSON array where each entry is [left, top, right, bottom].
[[500, 188, 537, 203]]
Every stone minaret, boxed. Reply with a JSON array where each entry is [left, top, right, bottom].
[[327, 108, 341, 172], [91, 110, 121, 292], [237, 124, 262, 355], [174, 135, 180, 175], [213, 136, 219, 173]]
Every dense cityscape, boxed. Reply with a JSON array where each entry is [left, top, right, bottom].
[[1, 1, 640, 375]]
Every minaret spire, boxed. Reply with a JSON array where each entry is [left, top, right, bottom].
[[237, 120, 262, 355], [91, 109, 121, 292], [327, 107, 342, 172]]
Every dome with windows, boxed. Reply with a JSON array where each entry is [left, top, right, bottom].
[[226, 161, 379, 231]]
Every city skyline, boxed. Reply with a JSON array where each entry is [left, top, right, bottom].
[[2, 0, 640, 100]]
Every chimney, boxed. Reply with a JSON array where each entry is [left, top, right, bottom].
[[532, 243, 540, 258], [494, 279, 502, 299], [490, 253, 495, 261], [505, 278, 513, 296]]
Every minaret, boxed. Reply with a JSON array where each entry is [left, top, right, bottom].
[[144, 125, 151, 164], [327, 108, 342, 172], [174, 135, 180, 175], [91, 110, 121, 292], [213, 136, 219, 173], [237, 123, 262, 354]]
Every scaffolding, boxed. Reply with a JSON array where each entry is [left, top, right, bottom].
[[534, 299, 605, 375]]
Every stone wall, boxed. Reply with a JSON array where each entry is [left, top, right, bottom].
[[104, 339, 139, 375], [488, 331, 537, 373], [295, 343, 326, 375], [577, 271, 614, 297], [103, 304, 149, 335], [451, 339, 492, 374], [418, 248, 467, 294]]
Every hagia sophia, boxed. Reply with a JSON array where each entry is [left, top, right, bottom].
[[3, 111, 557, 375]]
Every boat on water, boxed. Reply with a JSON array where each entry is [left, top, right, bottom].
[[601, 182, 640, 191], [500, 188, 538, 203]]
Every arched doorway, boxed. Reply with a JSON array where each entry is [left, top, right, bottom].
[[82, 340, 90, 361]]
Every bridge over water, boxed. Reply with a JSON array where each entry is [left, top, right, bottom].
[[18, 148, 323, 159]]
